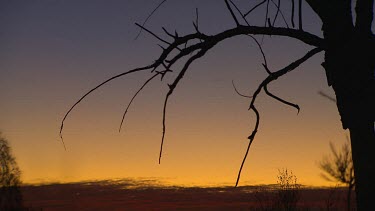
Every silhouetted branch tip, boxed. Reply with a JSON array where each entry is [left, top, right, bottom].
[[232, 80, 252, 98], [119, 73, 159, 132], [244, 0, 267, 17], [224, 0, 240, 26], [135, 0, 168, 40]]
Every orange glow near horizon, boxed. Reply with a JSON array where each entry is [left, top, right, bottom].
[[1, 1, 345, 188]]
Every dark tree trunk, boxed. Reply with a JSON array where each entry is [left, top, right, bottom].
[[323, 33, 375, 211], [309, 1, 375, 209], [324, 35, 375, 210], [349, 123, 375, 210]]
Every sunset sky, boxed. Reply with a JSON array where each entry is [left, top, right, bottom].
[[1, 0, 348, 187]]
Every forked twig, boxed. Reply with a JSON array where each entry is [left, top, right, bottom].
[[159, 48, 211, 164], [224, 0, 240, 26], [135, 23, 171, 45], [244, 0, 267, 17], [60, 65, 155, 144], [249, 47, 322, 110], [233, 48, 321, 186], [246, 35, 270, 74]]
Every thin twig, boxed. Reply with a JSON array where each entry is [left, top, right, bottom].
[[135, 23, 171, 45], [261, 0, 271, 43], [270, 0, 289, 28], [119, 73, 159, 132], [249, 47, 322, 110], [264, 85, 300, 113], [229, 0, 250, 26], [272, 0, 281, 26], [195, 8, 199, 32], [232, 80, 253, 98], [224, 0, 240, 26], [244, 0, 267, 17], [159, 48, 210, 164], [291, 0, 295, 28], [318, 91, 336, 103], [298, 0, 302, 30], [60, 65, 154, 144], [264, 0, 270, 28], [135, 0, 168, 40], [246, 35, 270, 74]]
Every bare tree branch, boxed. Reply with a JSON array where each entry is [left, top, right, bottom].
[[233, 48, 321, 186], [229, 0, 250, 26], [318, 91, 336, 103], [272, 0, 281, 26], [60, 65, 155, 145], [135, 0, 168, 39], [298, 0, 303, 30], [246, 35, 270, 74], [159, 48, 211, 164], [244, 0, 267, 17], [232, 80, 253, 98], [235, 104, 260, 187], [249, 47, 323, 110], [119, 73, 160, 132], [135, 23, 171, 45], [264, 85, 300, 113], [270, 0, 289, 28], [224, 0, 240, 26], [291, 0, 295, 28], [264, 0, 270, 28]]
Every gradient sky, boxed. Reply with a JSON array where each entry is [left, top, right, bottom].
[[1, 0, 348, 187]]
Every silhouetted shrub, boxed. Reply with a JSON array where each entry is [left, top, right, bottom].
[[273, 168, 301, 211], [0, 133, 23, 210]]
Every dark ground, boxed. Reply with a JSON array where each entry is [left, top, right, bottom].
[[20, 180, 354, 211]]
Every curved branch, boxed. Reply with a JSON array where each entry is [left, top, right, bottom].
[[249, 47, 323, 110], [264, 85, 300, 113], [60, 65, 155, 144], [235, 104, 260, 187], [200, 25, 323, 48], [159, 48, 211, 164], [244, 0, 267, 17], [232, 80, 253, 98], [119, 73, 159, 132], [135, 0, 168, 39]]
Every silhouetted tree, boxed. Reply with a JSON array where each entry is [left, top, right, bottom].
[[320, 138, 355, 211], [0, 133, 23, 210], [61, 1, 374, 210]]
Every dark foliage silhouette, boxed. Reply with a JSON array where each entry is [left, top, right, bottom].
[[253, 169, 300, 211], [61, 1, 375, 210], [0, 133, 23, 210], [320, 138, 355, 211]]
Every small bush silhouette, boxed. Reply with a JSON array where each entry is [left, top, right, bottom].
[[254, 169, 301, 211], [274, 168, 301, 211]]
